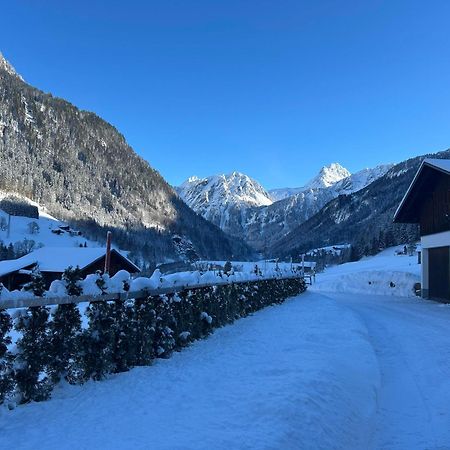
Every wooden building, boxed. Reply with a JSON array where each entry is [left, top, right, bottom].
[[394, 159, 450, 301], [0, 247, 140, 291]]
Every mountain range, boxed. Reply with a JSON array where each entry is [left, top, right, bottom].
[[178, 163, 393, 252]]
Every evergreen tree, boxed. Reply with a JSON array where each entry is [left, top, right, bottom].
[[132, 297, 156, 366], [6, 243, 14, 260], [82, 301, 115, 381], [22, 266, 46, 297], [48, 303, 82, 384], [15, 305, 52, 403], [0, 307, 13, 405], [223, 261, 232, 276], [95, 270, 107, 294], [62, 266, 83, 296], [153, 295, 176, 357], [111, 300, 136, 373]]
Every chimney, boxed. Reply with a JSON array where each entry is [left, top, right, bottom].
[[104, 231, 112, 274]]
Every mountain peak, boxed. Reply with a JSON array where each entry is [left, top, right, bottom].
[[178, 171, 273, 229], [0, 52, 23, 81], [304, 163, 351, 190]]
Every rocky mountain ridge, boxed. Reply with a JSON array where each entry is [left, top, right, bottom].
[[178, 163, 393, 251]]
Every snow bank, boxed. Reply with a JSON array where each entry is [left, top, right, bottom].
[[312, 246, 421, 297]]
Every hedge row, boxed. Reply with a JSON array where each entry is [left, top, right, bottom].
[[0, 277, 306, 406]]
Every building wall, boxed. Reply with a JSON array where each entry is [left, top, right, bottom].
[[421, 230, 450, 300], [420, 174, 450, 236]]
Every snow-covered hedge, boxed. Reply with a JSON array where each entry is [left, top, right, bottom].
[[0, 276, 306, 407], [0, 265, 303, 304]]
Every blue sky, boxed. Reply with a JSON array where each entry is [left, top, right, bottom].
[[2, 1, 450, 189]]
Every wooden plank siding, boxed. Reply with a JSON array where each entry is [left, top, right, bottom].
[[420, 174, 450, 236]]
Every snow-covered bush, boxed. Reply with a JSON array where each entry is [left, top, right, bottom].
[[0, 276, 307, 406], [15, 306, 52, 403], [0, 309, 13, 405]]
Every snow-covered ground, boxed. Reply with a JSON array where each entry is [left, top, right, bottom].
[[2, 246, 450, 449], [0, 207, 97, 249], [311, 245, 421, 297], [324, 292, 450, 449]]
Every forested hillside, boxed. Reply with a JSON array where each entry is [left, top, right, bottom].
[[270, 151, 450, 259], [0, 53, 251, 264]]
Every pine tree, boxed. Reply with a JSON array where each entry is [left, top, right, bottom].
[[111, 300, 136, 373], [153, 295, 176, 357], [62, 266, 83, 296], [48, 303, 82, 384], [22, 266, 46, 297], [95, 270, 107, 294], [0, 308, 13, 405], [132, 297, 156, 366], [82, 301, 115, 381], [15, 306, 52, 403], [223, 261, 232, 276]]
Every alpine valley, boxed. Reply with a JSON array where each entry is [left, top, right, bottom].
[[0, 50, 446, 265]]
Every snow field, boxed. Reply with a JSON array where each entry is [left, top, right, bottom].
[[312, 246, 421, 297], [0, 207, 97, 249], [0, 292, 380, 450]]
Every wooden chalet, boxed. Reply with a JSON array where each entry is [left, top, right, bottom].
[[0, 247, 140, 291], [394, 158, 450, 301]]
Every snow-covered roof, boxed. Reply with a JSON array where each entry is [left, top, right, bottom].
[[394, 158, 450, 223], [0, 247, 139, 278]]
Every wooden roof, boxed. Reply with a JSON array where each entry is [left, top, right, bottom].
[[394, 159, 450, 223]]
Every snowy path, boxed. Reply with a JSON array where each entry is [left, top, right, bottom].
[[0, 292, 379, 450], [317, 292, 450, 450]]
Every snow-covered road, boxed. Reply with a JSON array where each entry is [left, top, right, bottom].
[[322, 292, 450, 450]]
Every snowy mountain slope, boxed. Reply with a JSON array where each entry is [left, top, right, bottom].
[[305, 162, 351, 189], [179, 163, 392, 251], [331, 164, 394, 195], [0, 52, 23, 81], [0, 52, 251, 263], [0, 194, 99, 251], [177, 172, 272, 230], [269, 163, 392, 201], [270, 162, 350, 201]]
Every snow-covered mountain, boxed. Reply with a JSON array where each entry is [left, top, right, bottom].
[[270, 163, 349, 201], [269, 163, 391, 201], [0, 52, 23, 81], [177, 172, 272, 229], [178, 163, 393, 251]]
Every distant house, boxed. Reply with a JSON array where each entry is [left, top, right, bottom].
[[394, 158, 450, 301], [0, 247, 140, 291]]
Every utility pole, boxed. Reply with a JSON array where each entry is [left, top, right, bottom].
[[104, 231, 112, 275]]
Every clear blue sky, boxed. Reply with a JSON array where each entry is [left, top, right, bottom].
[[2, 1, 450, 189]]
